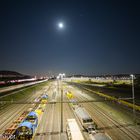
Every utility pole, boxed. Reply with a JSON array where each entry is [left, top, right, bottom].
[[60, 83, 63, 133], [130, 74, 136, 123]]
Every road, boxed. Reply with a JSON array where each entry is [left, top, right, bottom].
[[0, 80, 140, 140], [0, 79, 48, 98]]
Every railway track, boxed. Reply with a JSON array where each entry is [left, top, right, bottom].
[[0, 104, 31, 134], [65, 83, 140, 140], [0, 85, 51, 136], [76, 88, 140, 140], [87, 103, 140, 140]]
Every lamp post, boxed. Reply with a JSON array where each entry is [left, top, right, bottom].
[[58, 79, 63, 133], [130, 74, 136, 123], [61, 88, 63, 133]]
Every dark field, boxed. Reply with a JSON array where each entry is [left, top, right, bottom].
[[69, 81, 140, 105]]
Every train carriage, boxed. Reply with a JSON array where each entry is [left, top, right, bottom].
[[66, 119, 84, 140]]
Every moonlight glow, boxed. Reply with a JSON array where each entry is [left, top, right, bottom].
[[58, 22, 64, 28]]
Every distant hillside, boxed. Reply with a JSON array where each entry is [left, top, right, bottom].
[[0, 70, 23, 76], [0, 70, 32, 81]]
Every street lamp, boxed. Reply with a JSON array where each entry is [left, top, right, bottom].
[[130, 74, 136, 123]]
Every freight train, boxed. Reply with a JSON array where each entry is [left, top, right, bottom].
[[2, 94, 48, 140], [66, 119, 84, 140], [65, 89, 112, 140], [15, 111, 38, 139], [14, 94, 48, 139], [66, 91, 73, 99], [74, 106, 97, 132], [89, 133, 112, 140]]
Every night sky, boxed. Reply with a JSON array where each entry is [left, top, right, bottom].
[[0, 0, 140, 76]]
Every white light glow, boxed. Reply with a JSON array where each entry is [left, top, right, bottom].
[[58, 22, 64, 28]]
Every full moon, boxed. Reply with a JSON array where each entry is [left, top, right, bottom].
[[58, 22, 64, 28]]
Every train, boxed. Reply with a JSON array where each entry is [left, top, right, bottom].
[[41, 94, 48, 100], [68, 99, 111, 139], [13, 94, 48, 140], [15, 111, 38, 139], [65, 89, 112, 140], [89, 132, 112, 140], [69, 99, 79, 109], [66, 119, 84, 140], [74, 106, 97, 132], [66, 91, 73, 99], [65, 90, 97, 133]]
